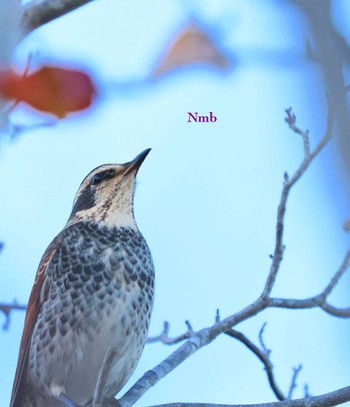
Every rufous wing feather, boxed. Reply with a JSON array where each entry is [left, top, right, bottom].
[[10, 236, 60, 407]]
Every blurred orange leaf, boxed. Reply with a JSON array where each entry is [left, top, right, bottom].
[[154, 22, 230, 77], [0, 66, 96, 117]]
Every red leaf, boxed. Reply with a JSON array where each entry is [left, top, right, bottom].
[[0, 66, 96, 117], [0, 70, 20, 99]]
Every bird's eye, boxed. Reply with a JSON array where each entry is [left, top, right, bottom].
[[90, 169, 116, 186], [91, 173, 104, 186]]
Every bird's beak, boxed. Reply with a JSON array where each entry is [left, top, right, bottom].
[[123, 148, 151, 175]]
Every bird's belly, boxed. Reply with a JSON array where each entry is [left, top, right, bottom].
[[29, 288, 149, 406], [64, 324, 145, 405]]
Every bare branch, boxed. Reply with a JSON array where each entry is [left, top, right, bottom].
[[320, 248, 350, 299], [285, 107, 310, 159], [8, 120, 57, 140], [269, 297, 350, 318], [21, 0, 94, 33], [287, 365, 302, 400], [0, 300, 26, 330], [258, 323, 270, 358], [320, 303, 350, 318], [225, 328, 285, 401], [146, 384, 350, 406], [147, 321, 194, 345], [269, 296, 322, 310], [268, 247, 350, 317], [261, 104, 333, 298], [304, 384, 310, 398], [288, 100, 334, 189]]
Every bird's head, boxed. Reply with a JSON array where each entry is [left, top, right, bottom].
[[68, 149, 151, 229]]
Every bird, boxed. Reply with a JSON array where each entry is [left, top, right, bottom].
[[10, 149, 155, 407]]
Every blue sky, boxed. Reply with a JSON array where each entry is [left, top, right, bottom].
[[1, 1, 350, 406]]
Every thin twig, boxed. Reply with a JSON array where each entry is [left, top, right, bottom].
[[0, 301, 27, 330], [225, 329, 285, 401], [147, 321, 194, 345], [287, 365, 302, 400], [258, 323, 270, 358], [268, 247, 350, 317], [261, 103, 333, 298], [285, 108, 311, 159], [304, 384, 310, 397], [8, 120, 57, 140], [320, 248, 350, 299]]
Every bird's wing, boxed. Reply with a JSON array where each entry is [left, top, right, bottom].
[[10, 235, 61, 407]]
